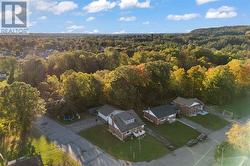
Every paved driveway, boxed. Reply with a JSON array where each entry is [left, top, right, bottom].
[[34, 115, 127, 166], [178, 118, 212, 135], [134, 115, 250, 166], [66, 118, 103, 133]]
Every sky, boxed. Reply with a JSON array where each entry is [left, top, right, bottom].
[[25, 0, 250, 33]]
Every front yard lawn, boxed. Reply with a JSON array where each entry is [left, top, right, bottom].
[[80, 125, 169, 162], [187, 114, 229, 130], [146, 121, 200, 148]]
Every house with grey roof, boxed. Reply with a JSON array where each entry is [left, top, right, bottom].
[[109, 110, 145, 141], [143, 105, 178, 125], [96, 105, 121, 122], [173, 97, 207, 117]]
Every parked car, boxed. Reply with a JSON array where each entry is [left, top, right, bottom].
[[186, 139, 199, 147], [197, 133, 208, 142]]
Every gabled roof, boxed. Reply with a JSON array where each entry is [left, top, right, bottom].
[[96, 105, 119, 116], [148, 105, 178, 119], [173, 97, 204, 108], [112, 110, 144, 133]]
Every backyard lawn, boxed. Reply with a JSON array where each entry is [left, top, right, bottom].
[[80, 125, 169, 162], [211, 96, 250, 118], [145, 121, 200, 148], [187, 114, 229, 130]]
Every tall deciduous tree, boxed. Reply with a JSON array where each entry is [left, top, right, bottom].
[[203, 66, 237, 105], [226, 121, 250, 154], [19, 56, 47, 87], [0, 82, 45, 159], [62, 72, 103, 109]]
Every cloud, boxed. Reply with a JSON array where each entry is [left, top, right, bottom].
[[142, 21, 150, 25], [38, 16, 47, 20], [86, 17, 95, 22], [85, 29, 99, 34], [206, 6, 237, 19], [119, 16, 136, 22], [66, 25, 84, 32], [113, 30, 126, 34], [83, 0, 116, 13], [34, 0, 78, 15], [167, 13, 200, 21], [196, 0, 218, 5], [119, 0, 150, 9]]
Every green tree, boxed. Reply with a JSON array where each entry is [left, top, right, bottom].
[[105, 65, 148, 109], [62, 72, 103, 109], [187, 65, 206, 97], [203, 66, 237, 105], [0, 82, 45, 159]]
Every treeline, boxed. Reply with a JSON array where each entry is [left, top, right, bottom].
[[0, 26, 249, 59], [1, 46, 249, 112]]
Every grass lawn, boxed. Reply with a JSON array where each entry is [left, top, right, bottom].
[[216, 142, 249, 166], [211, 96, 250, 118], [31, 136, 80, 166], [187, 114, 229, 130], [80, 125, 169, 162], [145, 121, 200, 148]]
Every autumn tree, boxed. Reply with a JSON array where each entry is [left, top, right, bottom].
[[226, 121, 250, 154], [19, 55, 47, 87], [62, 72, 103, 109], [203, 66, 237, 105], [187, 65, 206, 97], [105, 65, 149, 109], [0, 82, 45, 160]]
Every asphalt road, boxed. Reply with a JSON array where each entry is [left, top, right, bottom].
[[34, 114, 250, 166]]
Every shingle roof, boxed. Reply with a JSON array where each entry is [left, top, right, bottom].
[[112, 110, 144, 133], [149, 105, 178, 119], [96, 105, 119, 116], [173, 97, 204, 108]]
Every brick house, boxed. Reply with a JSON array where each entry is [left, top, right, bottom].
[[108, 110, 145, 141], [173, 97, 206, 117], [143, 104, 178, 125]]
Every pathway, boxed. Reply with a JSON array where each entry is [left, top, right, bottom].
[[178, 118, 212, 135]]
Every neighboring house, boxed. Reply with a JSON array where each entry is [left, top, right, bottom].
[[96, 105, 121, 122], [173, 97, 207, 117], [0, 72, 7, 81], [8, 156, 43, 166], [109, 110, 145, 141], [143, 105, 178, 125]]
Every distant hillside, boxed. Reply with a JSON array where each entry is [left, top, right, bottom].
[[191, 25, 250, 36]]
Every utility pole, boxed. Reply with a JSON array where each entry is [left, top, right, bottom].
[[221, 147, 224, 166]]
